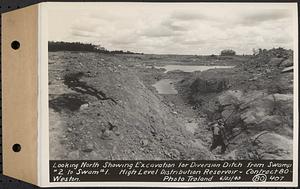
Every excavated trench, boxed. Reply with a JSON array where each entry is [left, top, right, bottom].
[[49, 49, 293, 160], [149, 56, 293, 160], [169, 63, 294, 160]]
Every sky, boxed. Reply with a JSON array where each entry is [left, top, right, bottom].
[[47, 3, 297, 55]]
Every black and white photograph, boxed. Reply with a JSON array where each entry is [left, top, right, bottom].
[[48, 2, 296, 162]]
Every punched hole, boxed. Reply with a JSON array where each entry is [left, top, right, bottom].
[[12, 144, 21, 152], [11, 41, 20, 50]]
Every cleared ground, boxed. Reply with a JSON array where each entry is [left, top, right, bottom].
[[49, 49, 293, 160]]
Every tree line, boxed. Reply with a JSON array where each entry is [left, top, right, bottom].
[[48, 41, 141, 54]]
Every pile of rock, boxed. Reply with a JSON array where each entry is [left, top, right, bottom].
[[245, 48, 293, 72]]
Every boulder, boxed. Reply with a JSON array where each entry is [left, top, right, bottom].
[[82, 143, 94, 153], [241, 90, 267, 104], [251, 132, 292, 160], [258, 115, 282, 130], [241, 100, 272, 124], [265, 94, 293, 115], [101, 130, 114, 140], [240, 93, 292, 125], [140, 139, 149, 147], [241, 110, 262, 124], [79, 103, 89, 110], [258, 115, 292, 137], [218, 90, 243, 105], [280, 58, 293, 67]]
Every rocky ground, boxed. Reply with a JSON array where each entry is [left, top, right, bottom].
[[49, 52, 216, 160], [176, 48, 294, 160], [49, 48, 294, 160]]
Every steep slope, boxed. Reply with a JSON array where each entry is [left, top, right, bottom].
[[49, 52, 214, 160]]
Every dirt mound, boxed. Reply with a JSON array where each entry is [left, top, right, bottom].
[[49, 52, 214, 160]]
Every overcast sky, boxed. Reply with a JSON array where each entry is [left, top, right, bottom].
[[47, 3, 297, 55]]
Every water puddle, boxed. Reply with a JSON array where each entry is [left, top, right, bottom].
[[152, 65, 234, 94], [155, 65, 234, 73], [152, 79, 178, 94]]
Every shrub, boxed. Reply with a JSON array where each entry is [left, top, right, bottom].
[[220, 49, 236, 56]]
